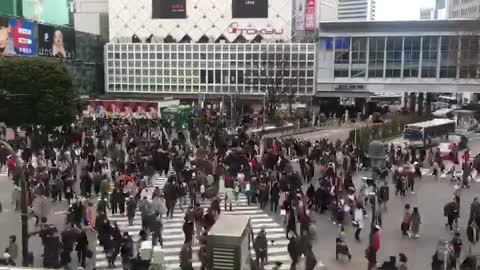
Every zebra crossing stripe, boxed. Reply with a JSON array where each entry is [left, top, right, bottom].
[[97, 174, 293, 270]]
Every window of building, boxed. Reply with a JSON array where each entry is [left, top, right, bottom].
[[459, 36, 480, 79], [440, 36, 458, 78], [403, 36, 421, 78], [421, 36, 439, 78], [334, 37, 350, 78], [368, 37, 385, 78], [386, 37, 402, 78], [351, 37, 367, 77]]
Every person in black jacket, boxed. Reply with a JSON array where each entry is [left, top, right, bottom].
[[76, 229, 88, 268], [270, 182, 280, 213], [120, 232, 134, 270], [287, 233, 301, 270], [444, 199, 459, 232], [60, 224, 79, 266]]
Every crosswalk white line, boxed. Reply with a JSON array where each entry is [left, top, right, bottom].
[[96, 173, 292, 270]]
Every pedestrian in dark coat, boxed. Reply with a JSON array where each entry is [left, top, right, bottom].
[[120, 233, 134, 270], [288, 234, 301, 270], [163, 177, 178, 218], [126, 197, 137, 226], [254, 229, 268, 267], [180, 241, 193, 270], [183, 219, 194, 244]]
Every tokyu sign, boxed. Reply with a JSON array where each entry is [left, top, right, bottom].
[[227, 22, 284, 35]]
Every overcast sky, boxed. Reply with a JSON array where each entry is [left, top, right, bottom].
[[375, 0, 436, 20]]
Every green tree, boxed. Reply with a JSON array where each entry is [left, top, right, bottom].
[[0, 57, 76, 128]]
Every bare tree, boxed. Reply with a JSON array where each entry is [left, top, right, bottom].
[[257, 50, 299, 122]]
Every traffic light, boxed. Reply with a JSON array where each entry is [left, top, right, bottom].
[[181, 122, 187, 129]]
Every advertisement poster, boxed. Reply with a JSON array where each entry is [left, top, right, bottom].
[[0, 0, 18, 16], [23, 0, 70, 26], [84, 100, 159, 119], [232, 0, 268, 18], [305, 0, 316, 31], [0, 16, 35, 56], [294, 0, 306, 31], [152, 0, 187, 19], [37, 24, 75, 59]]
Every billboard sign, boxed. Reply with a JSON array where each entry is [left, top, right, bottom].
[[83, 100, 159, 119], [305, 0, 316, 31], [232, 0, 268, 18], [0, 16, 35, 56], [0, 0, 18, 16], [227, 22, 283, 35], [152, 0, 187, 19], [37, 24, 75, 59], [22, 0, 70, 26], [294, 0, 306, 31]]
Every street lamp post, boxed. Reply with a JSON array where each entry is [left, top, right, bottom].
[[0, 140, 30, 266], [366, 140, 386, 268]]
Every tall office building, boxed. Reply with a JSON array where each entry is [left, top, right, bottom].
[[448, 0, 480, 18], [337, 0, 375, 20]]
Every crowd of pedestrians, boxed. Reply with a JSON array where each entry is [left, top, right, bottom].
[[0, 115, 479, 270]]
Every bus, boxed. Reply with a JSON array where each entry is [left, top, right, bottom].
[[404, 118, 456, 148], [436, 95, 459, 109]]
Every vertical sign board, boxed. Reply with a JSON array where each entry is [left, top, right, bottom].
[[37, 24, 75, 59], [152, 0, 187, 19], [305, 0, 316, 31], [0, 16, 35, 56], [294, 0, 306, 31]]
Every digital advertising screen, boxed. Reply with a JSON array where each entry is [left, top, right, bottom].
[[232, 0, 268, 18], [0, 0, 18, 16], [22, 0, 70, 26], [152, 0, 187, 19], [37, 24, 75, 59], [84, 100, 159, 119], [0, 16, 35, 56]]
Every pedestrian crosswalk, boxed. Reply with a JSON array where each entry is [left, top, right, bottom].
[[96, 173, 292, 270], [151, 177, 292, 270]]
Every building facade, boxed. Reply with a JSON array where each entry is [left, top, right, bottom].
[[448, 0, 480, 18], [105, 43, 316, 96], [73, 0, 109, 39], [337, 0, 375, 21], [317, 20, 480, 97], [108, 0, 293, 43], [104, 0, 322, 98]]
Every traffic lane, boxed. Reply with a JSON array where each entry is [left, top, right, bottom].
[[0, 175, 69, 266]]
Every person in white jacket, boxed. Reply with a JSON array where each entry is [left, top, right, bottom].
[[354, 204, 364, 241]]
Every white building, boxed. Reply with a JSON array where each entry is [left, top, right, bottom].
[[108, 0, 293, 43], [337, 0, 375, 21], [73, 0, 109, 38], [104, 0, 325, 98]]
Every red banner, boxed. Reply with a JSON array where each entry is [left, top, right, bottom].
[[83, 100, 159, 119], [305, 0, 316, 31]]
